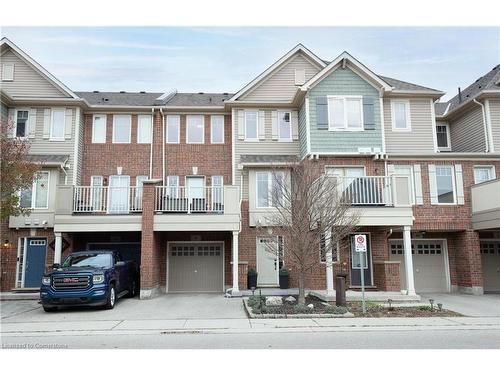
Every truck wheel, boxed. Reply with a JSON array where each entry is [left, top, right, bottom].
[[126, 280, 137, 298], [43, 306, 57, 312], [105, 285, 116, 309]]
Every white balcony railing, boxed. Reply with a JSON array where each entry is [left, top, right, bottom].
[[334, 176, 395, 206], [155, 186, 224, 213], [73, 186, 143, 214]]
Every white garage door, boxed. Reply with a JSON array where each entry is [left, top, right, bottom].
[[390, 240, 449, 293], [481, 242, 500, 293], [168, 242, 223, 292]]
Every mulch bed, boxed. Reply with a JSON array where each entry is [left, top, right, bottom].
[[255, 296, 332, 315]]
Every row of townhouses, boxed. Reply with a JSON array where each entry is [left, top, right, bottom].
[[1, 38, 499, 299]]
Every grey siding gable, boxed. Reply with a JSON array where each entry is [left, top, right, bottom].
[[449, 106, 486, 152], [488, 99, 500, 151], [384, 98, 435, 154], [240, 53, 322, 102], [308, 67, 382, 153], [0, 50, 70, 98]]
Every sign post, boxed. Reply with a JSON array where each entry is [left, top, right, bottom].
[[354, 234, 367, 314]]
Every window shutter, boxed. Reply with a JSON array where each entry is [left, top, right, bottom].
[[316, 96, 328, 129], [237, 110, 245, 140], [43, 109, 51, 139], [258, 110, 265, 140], [363, 97, 375, 130], [65, 108, 72, 139], [291, 110, 299, 140], [7, 108, 15, 138], [428, 164, 438, 204], [413, 164, 423, 205], [271, 110, 278, 140], [28, 108, 37, 138], [454, 164, 464, 204]]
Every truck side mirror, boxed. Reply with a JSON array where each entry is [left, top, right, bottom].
[[52, 263, 60, 269]]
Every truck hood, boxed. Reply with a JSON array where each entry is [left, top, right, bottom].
[[47, 266, 106, 276]]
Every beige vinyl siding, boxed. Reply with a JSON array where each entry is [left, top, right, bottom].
[[0, 50, 70, 98], [240, 52, 322, 102], [488, 99, 500, 151], [384, 98, 435, 154], [234, 108, 300, 199], [449, 106, 486, 152]]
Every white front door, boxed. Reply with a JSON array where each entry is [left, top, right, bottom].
[[186, 176, 204, 211], [108, 175, 130, 214], [257, 237, 279, 286]]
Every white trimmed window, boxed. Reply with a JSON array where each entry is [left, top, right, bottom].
[[186, 115, 204, 144], [15, 109, 29, 138], [210, 115, 224, 144], [278, 111, 292, 140], [167, 175, 179, 198], [393, 165, 416, 205], [166, 115, 180, 144], [50, 108, 66, 140], [92, 114, 106, 143], [327, 96, 363, 131], [391, 100, 411, 131], [112, 115, 131, 143], [435, 165, 455, 204], [256, 171, 285, 208], [90, 176, 103, 210], [474, 166, 495, 184], [137, 115, 152, 144], [436, 124, 450, 150], [19, 171, 50, 209], [245, 111, 258, 141], [319, 231, 339, 263]]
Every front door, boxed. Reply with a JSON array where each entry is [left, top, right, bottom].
[[350, 234, 373, 287], [186, 176, 205, 211], [257, 237, 279, 286], [24, 238, 47, 288], [108, 175, 130, 214]]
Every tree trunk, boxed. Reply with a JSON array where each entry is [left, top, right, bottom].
[[298, 270, 306, 305]]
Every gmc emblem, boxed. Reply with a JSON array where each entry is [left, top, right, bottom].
[[63, 278, 79, 283]]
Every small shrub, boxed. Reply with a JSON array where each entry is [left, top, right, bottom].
[[247, 268, 257, 276], [325, 305, 348, 315], [418, 305, 433, 311], [293, 304, 310, 314], [252, 305, 268, 314], [248, 295, 265, 308]]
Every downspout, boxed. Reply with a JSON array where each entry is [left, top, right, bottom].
[[149, 107, 154, 179], [473, 99, 490, 153], [160, 108, 165, 185]]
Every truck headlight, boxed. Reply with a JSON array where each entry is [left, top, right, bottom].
[[93, 275, 105, 284], [42, 277, 51, 285]]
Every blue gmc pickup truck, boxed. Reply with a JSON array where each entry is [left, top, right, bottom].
[[40, 250, 138, 312]]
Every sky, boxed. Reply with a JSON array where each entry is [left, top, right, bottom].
[[1, 27, 499, 101]]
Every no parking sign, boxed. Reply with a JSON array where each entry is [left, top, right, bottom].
[[354, 234, 367, 252]]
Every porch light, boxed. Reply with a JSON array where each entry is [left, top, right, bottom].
[[251, 286, 255, 296], [2, 239, 10, 248], [437, 303, 443, 311]]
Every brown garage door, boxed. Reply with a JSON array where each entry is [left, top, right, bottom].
[[168, 242, 224, 292]]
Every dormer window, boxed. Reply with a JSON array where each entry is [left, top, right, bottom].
[[436, 124, 451, 151]]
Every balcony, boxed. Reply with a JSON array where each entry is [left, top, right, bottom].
[[73, 186, 143, 214], [155, 186, 224, 214], [471, 178, 500, 230]]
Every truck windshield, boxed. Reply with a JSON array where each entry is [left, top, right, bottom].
[[62, 254, 112, 268]]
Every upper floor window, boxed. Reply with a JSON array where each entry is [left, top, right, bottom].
[[325, 166, 365, 178], [328, 96, 363, 131], [474, 166, 495, 184], [391, 100, 411, 131], [92, 114, 106, 143], [2, 63, 14, 81], [19, 171, 50, 209], [137, 115, 152, 144], [436, 124, 450, 150], [245, 111, 258, 141], [112, 114, 131, 143], [278, 111, 292, 140], [186, 115, 204, 144], [50, 108, 66, 140], [435, 165, 455, 204], [210, 115, 224, 144], [319, 230, 339, 263], [166, 115, 180, 144], [15, 110, 29, 138], [256, 171, 285, 208]]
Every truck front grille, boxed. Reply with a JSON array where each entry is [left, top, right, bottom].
[[52, 275, 90, 290]]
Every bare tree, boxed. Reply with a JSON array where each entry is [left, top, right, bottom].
[[258, 161, 359, 305]]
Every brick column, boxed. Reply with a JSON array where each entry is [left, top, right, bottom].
[[140, 179, 162, 299], [454, 230, 483, 295]]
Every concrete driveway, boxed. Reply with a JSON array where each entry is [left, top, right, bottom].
[[421, 293, 500, 317], [1, 294, 247, 322]]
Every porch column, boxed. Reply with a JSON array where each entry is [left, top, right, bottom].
[[403, 226, 416, 295], [54, 232, 62, 264], [325, 233, 335, 295], [232, 230, 241, 295]]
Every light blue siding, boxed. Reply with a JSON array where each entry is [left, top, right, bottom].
[[0, 102, 9, 123], [308, 67, 383, 153], [298, 101, 308, 158]]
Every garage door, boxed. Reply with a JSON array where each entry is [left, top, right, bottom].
[[168, 242, 223, 292], [481, 242, 500, 293], [390, 240, 449, 293]]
